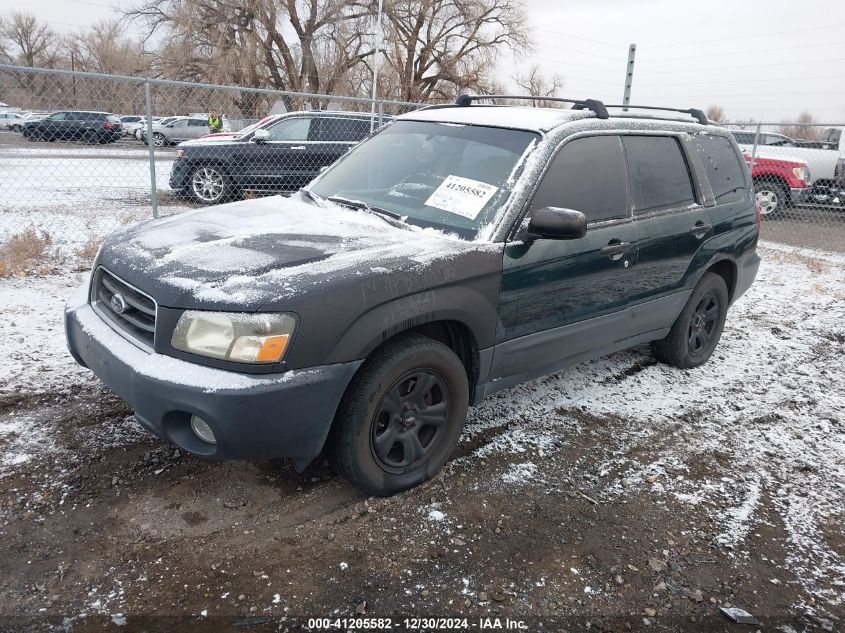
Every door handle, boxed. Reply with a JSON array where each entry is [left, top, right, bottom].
[[600, 241, 631, 257], [689, 221, 711, 237]]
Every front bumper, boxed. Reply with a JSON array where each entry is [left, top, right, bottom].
[[790, 187, 810, 204], [168, 160, 190, 189], [64, 283, 361, 468]]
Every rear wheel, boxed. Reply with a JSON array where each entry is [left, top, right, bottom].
[[188, 164, 231, 204], [651, 272, 729, 369], [753, 179, 789, 217], [330, 334, 469, 496]]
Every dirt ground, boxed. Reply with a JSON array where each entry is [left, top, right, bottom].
[[1, 243, 844, 633]]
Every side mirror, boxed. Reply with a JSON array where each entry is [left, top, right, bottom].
[[526, 207, 587, 240], [252, 128, 270, 143]]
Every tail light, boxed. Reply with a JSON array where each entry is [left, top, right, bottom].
[[103, 121, 118, 129]]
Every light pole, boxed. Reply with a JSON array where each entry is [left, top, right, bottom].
[[369, 0, 384, 131]]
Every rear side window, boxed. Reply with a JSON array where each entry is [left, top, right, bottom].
[[312, 117, 372, 142], [622, 136, 696, 214], [530, 135, 628, 223], [693, 134, 747, 203]]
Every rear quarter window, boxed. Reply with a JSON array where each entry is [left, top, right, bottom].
[[693, 134, 747, 203], [622, 135, 696, 214]]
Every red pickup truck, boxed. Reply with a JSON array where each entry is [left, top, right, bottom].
[[743, 151, 811, 217]]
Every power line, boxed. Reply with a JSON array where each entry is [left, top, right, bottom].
[[638, 57, 845, 74], [638, 40, 845, 63], [645, 22, 845, 50]]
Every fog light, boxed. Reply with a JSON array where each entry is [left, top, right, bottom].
[[190, 415, 216, 445]]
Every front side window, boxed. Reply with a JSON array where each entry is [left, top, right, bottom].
[[267, 117, 311, 141], [622, 135, 696, 214], [529, 135, 628, 223], [310, 120, 539, 239], [169, 119, 188, 128], [694, 134, 747, 203], [48, 112, 67, 121]]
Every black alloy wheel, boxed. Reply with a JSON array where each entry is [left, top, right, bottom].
[[370, 369, 450, 473]]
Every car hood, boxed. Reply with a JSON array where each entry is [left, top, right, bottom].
[[97, 194, 498, 311], [180, 135, 247, 147]]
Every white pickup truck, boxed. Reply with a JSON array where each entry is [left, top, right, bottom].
[[731, 128, 845, 198]]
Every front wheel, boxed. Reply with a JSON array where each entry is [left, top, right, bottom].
[[754, 179, 789, 218], [651, 272, 729, 369], [152, 132, 167, 147], [330, 334, 469, 496], [188, 164, 232, 204]]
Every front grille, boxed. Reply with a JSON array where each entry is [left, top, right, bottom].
[[91, 267, 157, 351]]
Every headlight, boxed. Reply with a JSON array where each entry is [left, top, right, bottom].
[[792, 166, 810, 183], [176, 149, 185, 159], [171, 311, 296, 363]]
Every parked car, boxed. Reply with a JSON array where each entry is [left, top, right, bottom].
[[140, 116, 209, 146], [0, 111, 24, 130], [134, 116, 167, 140], [732, 129, 841, 192], [118, 115, 145, 136], [170, 111, 388, 204], [65, 96, 760, 495], [744, 151, 811, 216], [8, 111, 46, 132], [22, 111, 123, 143]]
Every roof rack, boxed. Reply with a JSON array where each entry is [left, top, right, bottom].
[[454, 94, 609, 120], [603, 104, 709, 125]]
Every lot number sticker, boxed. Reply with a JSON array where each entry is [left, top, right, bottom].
[[424, 175, 499, 220]]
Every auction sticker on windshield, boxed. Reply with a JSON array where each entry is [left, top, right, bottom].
[[424, 175, 499, 220]]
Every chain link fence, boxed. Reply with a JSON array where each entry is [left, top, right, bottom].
[[1, 65, 844, 277], [723, 122, 845, 252], [0, 64, 422, 275]]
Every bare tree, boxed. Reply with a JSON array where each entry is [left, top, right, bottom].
[[0, 12, 64, 106], [125, 0, 376, 110], [706, 104, 727, 124], [513, 64, 563, 107], [379, 0, 530, 102], [779, 111, 821, 141]]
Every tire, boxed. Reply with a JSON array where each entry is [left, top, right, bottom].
[[152, 132, 167, 147], [330, 334, 469, 496], [10, 124, 21, 132], [753, 179, 789, 217], [651, 272, 729, 369], [82, 130, 97, 145], [188, 164, 232, 205]]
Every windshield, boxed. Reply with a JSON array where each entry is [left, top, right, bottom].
[[310, 120, 539, 239]]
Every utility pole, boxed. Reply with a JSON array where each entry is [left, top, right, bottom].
[[369, 0, 384, 132], [70, 51, 77, 108], [622, 43, 636, 111]]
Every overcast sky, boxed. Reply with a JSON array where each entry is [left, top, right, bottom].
[[2, 0, 843, 123]]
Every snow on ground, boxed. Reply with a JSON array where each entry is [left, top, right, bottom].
[[0, 241, 843, 618]]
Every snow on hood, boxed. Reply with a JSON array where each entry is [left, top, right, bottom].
[[98, 194, 487, 309]]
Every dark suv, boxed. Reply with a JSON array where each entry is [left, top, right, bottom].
[[22, 110, 123, 143], [169, 111, 388, 204], [66, 96, 760, 495]]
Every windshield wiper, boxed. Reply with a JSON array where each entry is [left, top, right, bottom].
[[327, 195, 407, 225], [299, 188, 325, 206]]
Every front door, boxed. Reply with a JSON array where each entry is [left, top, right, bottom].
[[238, 115, 314, 191], [493, 134, 640, 380]]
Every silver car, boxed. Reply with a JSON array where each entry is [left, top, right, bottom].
[[146, 116, 211, 147], [0, 111, 24, 131]]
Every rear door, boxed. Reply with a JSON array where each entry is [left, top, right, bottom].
[[494, 134, 640, 380], [304, 116, 372, 183], [621, 134, 713, 306]]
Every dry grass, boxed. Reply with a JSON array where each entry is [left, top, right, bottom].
[[0, 229, 54, 278], [74, 235, 103, 271]]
